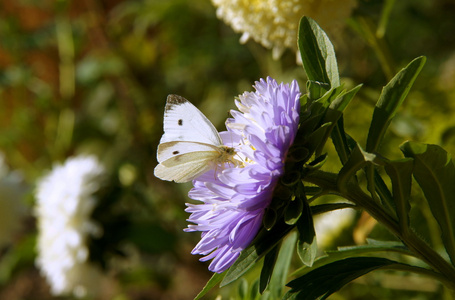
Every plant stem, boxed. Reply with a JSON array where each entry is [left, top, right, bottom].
[[304, 170, 455, 290]]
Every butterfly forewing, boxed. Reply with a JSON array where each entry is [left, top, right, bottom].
[[160, 94, 222, 146]]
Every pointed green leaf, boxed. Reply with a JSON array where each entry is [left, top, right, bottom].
[[284, 257, 396, 300], [194, 272, 225, 300], [267, 232, 297, 298], [315, 84, 362, 156], [337, 143, 383, 193], [259, 245, 279, 294], [309, 86, 345, 118], [284, 196, 303, 225], [366, 56, 426, 153], [384, 158, 413, 230], [331, 117, 355, 165], [400, 141, 455, 265], [221, 221, 295, 287], [296, 199, 317, 267], [307, 80, 330, 101], [329, 84, 362, 114], [292, 239, 411, 278], [298, 16, 340, 88]]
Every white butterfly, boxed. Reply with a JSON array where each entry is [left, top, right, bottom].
[[154, 94, 237, 183]]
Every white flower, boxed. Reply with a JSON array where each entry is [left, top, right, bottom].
[[211, 0, 357, 59], [0, 153, 27, 247], [35, 155, 105, 297]]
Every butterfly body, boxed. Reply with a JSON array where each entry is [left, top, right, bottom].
[[154, 94, 236, 183]]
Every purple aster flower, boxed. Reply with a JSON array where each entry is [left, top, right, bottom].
[[185, 77, 301, 273]]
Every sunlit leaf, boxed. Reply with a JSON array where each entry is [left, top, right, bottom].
[[366, 56, 426, 153], [298, 16, 340, 88]]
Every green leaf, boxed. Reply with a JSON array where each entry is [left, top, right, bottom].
[[267, 232, 297, 298], [284, 257, 396, 300], [259, 245, 279, 294], [315, 84, 362, 156], [263, 207, 277, 230], [384, 158, 413, 231], [329, 85, 361, 111], [194, 272, 225, 300], [366, 56, 426, 153], [298, 16, 340, 88], [331, 117, 354, 165], [400, 141, 455, 265], [284, 196, 303, 225], [296, 199, 317, 267], [337, 143, 383, 193], [305, 122, 332, 155], [221, 220, 295, 287], [307, 80, 330, 101], [311, 86, 344, 116], [292, 239, 411, 278]]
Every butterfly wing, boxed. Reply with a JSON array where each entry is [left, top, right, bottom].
[[154, 150, 220, 183], [157, 141, 220, 163], [159, 94, 222, 146]]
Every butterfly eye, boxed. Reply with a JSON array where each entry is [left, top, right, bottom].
[[178, 119, 183, 126]]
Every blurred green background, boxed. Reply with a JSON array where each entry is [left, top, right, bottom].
[[0, 0, 454, 299]]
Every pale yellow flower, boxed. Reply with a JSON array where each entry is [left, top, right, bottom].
[[212, 0, 357, 59]]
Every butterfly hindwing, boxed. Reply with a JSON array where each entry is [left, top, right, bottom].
[[157, 141, 220, 163], [154, 151, 220, 183]]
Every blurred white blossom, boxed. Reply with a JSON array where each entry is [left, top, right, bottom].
[[314, 208, 356, 249], [211, 0, 357, 59], [0, 153, 27, 247], [35, 155, 105, 298]]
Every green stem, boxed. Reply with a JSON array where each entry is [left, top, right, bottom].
[[348, 16, 395, 80], [304, 170, 455, 290], [380, 263, 454, 290]]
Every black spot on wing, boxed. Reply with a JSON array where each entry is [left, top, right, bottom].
[[173, 151, 179, 155], [178, 119, 183, 126]]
